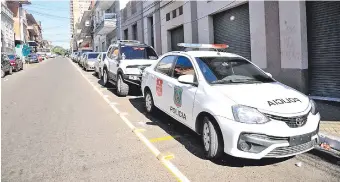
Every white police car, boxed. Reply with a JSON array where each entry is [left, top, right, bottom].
[[141, 43, 320, 159]]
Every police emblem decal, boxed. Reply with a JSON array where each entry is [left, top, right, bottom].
[[174, 86, 183, 107]]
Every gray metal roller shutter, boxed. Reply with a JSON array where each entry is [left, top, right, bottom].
[[213, 3, 251, 60], [171, 26, 184, 51], [306, 2, 340, 98]]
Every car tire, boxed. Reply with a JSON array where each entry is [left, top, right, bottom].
[[21, 63, 24, 70], [15, 66, 19, 72], [144, 89, 155, 113], [102, 68, 109, 87], [8, 67, 13, 75], [202, 116, 223, 159], [1, 70, 5, 78], [116, 74, 129, 97]]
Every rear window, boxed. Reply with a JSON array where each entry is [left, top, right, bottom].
[[88, 53, 99, 59], [103, 53, 106, 60], [120, 46, 158, 60]]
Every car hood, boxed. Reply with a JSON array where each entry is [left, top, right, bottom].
[[213, 82, 310, 114], [121, 59, 157, 67]]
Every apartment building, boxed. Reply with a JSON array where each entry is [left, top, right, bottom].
[[1, 1, 15, 53], [92, 0, 119, 52], [70, 0, 92, 34], [119, 1, 340, 101]]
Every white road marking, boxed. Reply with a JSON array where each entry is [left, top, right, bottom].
[[68, 59, 189, 182]]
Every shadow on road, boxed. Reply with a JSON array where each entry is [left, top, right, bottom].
[[128, 97, 291, 167], [94, 75, 142, 97]]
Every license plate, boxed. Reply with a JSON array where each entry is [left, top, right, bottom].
[[289, 133, 311, 146]]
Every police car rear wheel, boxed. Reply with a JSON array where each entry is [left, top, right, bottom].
[[202, 117, 223, 159], [145, 90, 154, 113]]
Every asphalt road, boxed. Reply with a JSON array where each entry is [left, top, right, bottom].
[[2, 57, 340, 182]]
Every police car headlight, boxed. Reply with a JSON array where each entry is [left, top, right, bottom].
[[232, 105, 269, 124], [310, 99, 318, 115]]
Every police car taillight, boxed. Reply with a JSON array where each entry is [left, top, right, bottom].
[[177, 43, 229, 49]]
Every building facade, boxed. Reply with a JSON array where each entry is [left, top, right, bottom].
[[120, 1, 144, 43], [120, 0, 339, 101], [92, 0, 119, 52], [1, 1, 15, 53]]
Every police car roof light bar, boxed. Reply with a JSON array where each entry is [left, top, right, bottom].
[[177, 43, 229, 49]]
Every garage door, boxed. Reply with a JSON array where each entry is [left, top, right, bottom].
[[306, 2, 340, 98], [170, 26, 184, 51], [213, 3, 251, 60]]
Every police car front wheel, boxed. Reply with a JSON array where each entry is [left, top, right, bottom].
[[202, 117, 223, 159]]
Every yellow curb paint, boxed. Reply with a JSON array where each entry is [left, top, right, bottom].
[[133, 128, 146, 133], [149, 135, 180, 143]]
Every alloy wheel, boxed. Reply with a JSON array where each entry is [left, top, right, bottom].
[[203, 123, 210, 151]]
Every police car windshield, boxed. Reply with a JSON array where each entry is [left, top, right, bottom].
[[121, 46, 157, 60], [195, 57, 274, 84]]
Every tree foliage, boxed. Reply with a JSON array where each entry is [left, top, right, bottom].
[[51, 46, 66, 55]]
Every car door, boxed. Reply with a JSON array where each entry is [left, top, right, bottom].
[[109, 46, 119, 81], [152, 55, 177, 112], [95, 53, 101, 73], [166, 56, 198, 126]]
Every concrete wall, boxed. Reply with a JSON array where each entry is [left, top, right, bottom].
[[120, 1, 144, 43], [160, 1, 196, 53], [142, 1, 162, 55], [277, 1, 309, 93]]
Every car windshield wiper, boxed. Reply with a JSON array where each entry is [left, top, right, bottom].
[[211, 79, 261, 84]]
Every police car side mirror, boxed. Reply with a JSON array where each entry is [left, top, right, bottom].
[[178, 75, 197, 86], [265, 72, 272, 78]]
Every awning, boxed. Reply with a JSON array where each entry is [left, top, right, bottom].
[[28, 41, 38, 47]]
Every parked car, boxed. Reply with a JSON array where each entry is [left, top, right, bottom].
[[141, 43, 320, 160], [37, 54, 44, 62], [78, 53, 86, 67], [71, 52, 78, 62], [8, 54, 24, 71], [76, 52, 83, 63], [101, 40, 158, 96], [83, 52, 100, 71], [94, 52, 106, 78], [27, 53, 39, 63], [1, 53, 13, 78]]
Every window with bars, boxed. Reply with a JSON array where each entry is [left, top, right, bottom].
[[179, 6, 183, 15], [166, 13, 170, 21], [132, 24, 138, 40], [172, 9, 177, 18]]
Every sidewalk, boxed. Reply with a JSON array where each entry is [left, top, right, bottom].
[[317, 121, 340, 157]]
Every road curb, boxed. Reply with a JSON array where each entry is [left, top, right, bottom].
[[313, 133, 340, 164]]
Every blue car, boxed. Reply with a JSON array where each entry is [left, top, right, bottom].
[[27, 54, 39, 64]]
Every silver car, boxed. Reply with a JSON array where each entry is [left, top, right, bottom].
[[83, 52, 100, 71], [94, 52, 106, 78]]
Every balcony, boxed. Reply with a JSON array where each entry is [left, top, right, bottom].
[[94, 13, 117, 35], [27, 25, 37, 36]]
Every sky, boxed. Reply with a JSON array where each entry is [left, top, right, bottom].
[[23, 0, 130, 50], [23, 0, 71, 49]]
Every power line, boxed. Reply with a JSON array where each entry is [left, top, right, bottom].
[[27, 10, 70, 19]]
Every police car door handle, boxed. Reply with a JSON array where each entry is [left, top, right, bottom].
[[167, 83, 173, 88]]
